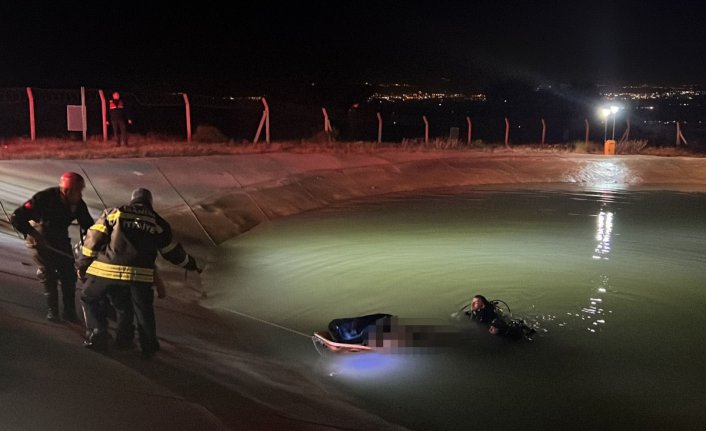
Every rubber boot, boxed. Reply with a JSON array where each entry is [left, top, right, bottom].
[[45, 290, 60, 322], [138, 327, 160, 360], [84, 329, 111, 351], [46, 308, 60, 322], [62, 307, 81, 324], [61, 284, 80, 323]]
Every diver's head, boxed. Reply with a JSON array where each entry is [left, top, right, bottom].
[[471, 295, 491, 311]]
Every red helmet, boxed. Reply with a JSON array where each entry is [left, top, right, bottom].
[[59, 172, 85, 191]]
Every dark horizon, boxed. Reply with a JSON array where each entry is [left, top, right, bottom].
[[3, 1, 706, 97]]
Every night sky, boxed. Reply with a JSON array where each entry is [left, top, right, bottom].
[[2, 1, 706, 95]]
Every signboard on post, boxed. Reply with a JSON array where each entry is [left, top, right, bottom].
[[67, 87, 88, 142], [67, 105, 83, 131]]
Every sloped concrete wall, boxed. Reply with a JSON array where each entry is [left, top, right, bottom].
[[2, 153, 706, 251], [174, 153, 706, 246]]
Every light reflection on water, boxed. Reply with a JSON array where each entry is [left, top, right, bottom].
[[583, 208, 612, 333], [207, 186, 706, 430]]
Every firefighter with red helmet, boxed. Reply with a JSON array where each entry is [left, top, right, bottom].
[[11, 172, 95, 322], [78, 188, 200, 358], [108, 91, 132, 147]]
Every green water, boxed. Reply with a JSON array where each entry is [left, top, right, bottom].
[[207, 186, 706, 430]]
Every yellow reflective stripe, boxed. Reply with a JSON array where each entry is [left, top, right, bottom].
[[82, 246, 98, 257], [86, 261, 154, 283], [89, 223, 108, 233], [159, 241, 178, 254], [89, 261, 154, 276], [86, 267, 154, 283], [107, 210, 121, 223]]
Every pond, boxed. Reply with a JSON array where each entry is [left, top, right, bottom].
[[206, 186, 706, 430]]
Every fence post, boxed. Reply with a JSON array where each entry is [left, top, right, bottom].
[[377, 112, 383, 144], [676, 121, 688, 146], [422, 115, 429, 145], [182, 93, 191, 143], [322, 107, 332, 144], [584, 118, 589, 148], [263, 97, 270, 146], [322, 107, 331, 133], [80, 87, 87, 143], [99, 90, 108, 142], [541, 118, 546, 146], [466, 116, 472, 146], [504, 117, 510, 149], [253, 98, 267, 145], [619, 118, 630, 143], [26, 87, 35, 141]]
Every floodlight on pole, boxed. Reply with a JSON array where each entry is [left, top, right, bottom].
[[610, 105, 620, 140], [601, 107, 611, 142]]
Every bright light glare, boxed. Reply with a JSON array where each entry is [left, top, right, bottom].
[[323, 352, 417, 382], [610, 105, 620, 114]]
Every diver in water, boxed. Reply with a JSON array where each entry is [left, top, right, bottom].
[[464, 295, 536, 339]]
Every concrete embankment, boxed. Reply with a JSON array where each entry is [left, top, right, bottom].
[[3, 152, 706, 250], [159, 152, 706, 245]]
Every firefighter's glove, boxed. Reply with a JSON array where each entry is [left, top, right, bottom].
[[75, 261, 89, 283], [76, 268, 87, 283], [27, 231, 47, 249]]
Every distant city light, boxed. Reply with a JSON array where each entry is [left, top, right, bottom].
[[367, 88, 485, 103], [600, 85, 706, 101], [365, 82, 701, 108]]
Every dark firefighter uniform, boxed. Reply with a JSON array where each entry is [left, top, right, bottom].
[[108, 92, 130, 147], [77, 188, 198, 357], [11, 183, 94, 322]]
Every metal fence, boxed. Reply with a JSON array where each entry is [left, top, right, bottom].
[[1, 87, 704, 149]]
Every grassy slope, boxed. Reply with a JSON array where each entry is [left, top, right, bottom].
[[0, 137, 700, 160]]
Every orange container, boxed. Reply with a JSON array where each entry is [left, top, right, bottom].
[[604, 139, 616, 155]]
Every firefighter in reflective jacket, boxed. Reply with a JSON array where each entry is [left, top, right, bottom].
[[78, 188, 199, 358], [11, 172, 94, 323]]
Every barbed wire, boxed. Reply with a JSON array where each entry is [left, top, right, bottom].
[[187, 94, 262, 110], [0, 88, 29, 103], [131, 92, 184, 107], [0, 87, 262, 109]]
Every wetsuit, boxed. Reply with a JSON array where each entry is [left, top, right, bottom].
[[467, 305, 535, 339], [468, 306, 500, 325]]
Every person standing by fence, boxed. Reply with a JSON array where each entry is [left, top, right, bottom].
[[108, 91, 132, 147]]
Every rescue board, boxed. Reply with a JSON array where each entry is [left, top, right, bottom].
[[312, 331, 374, 353]]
